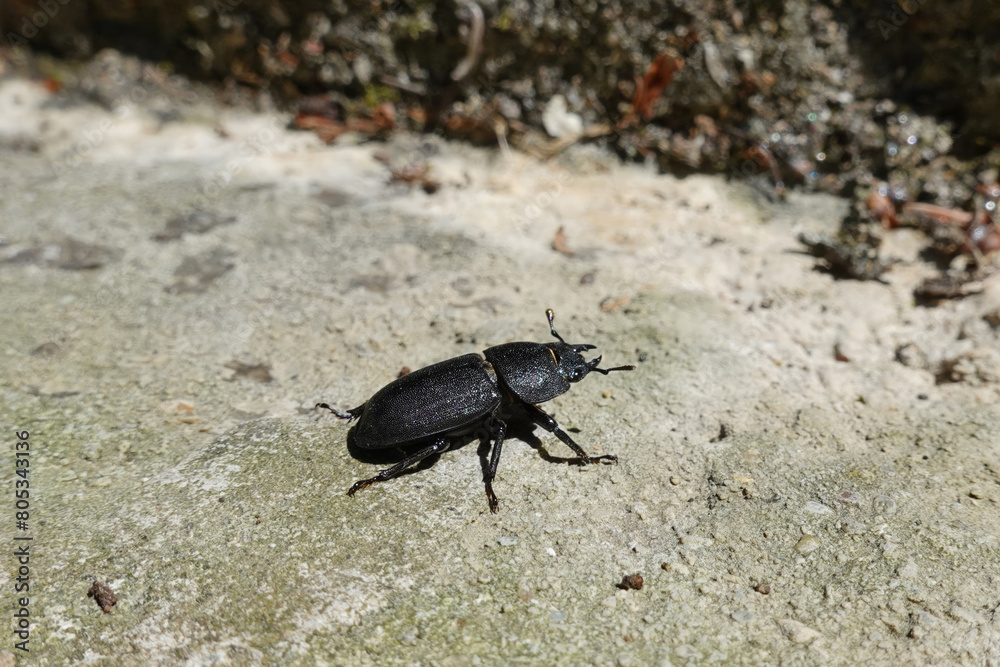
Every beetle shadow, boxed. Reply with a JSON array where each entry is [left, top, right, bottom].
[[504, 418, 596, 466], [471, 416, 603, 491]]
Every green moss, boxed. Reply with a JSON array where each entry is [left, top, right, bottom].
[[495, 7, 515, 31], [364, 84, 401, 108], [393, 8, 436, 41]]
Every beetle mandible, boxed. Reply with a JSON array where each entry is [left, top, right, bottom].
[[317, 309, 634, 513]]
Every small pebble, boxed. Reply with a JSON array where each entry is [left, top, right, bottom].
[[618, 574, 644, 590], [948, 605, 981, 624], [754, 583, 771, 595], [841, 520, 865, 535], [838, 491, 862, 506], [872, 495, 897, 515], [795, 535, 821, 554], [160, 399, 196, 414], [674, 645, 698, 659], [803, 501, 833, 515], [776, 618, 821, 643], [679, 535, 712, 549]]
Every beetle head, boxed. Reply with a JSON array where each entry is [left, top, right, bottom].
[[545, 309, 635, 382], [547, 342, 600, 382]]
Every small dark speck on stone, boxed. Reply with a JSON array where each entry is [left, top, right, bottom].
[[6, 236, 119, 270], [225, 360, 274, 383], [350, 273, 392, 293], [754, 584, 771, 595], [167, 247, 236, 294], [87, 580, 118, 613], [31, 341, 63, 358], [0, 134, 40, 152], [154, 209, 236, 242], [311, 188, 352, 207], [710, 422, 731, 442], [618, 574, 643, 590], [917, 394, 928, 400]]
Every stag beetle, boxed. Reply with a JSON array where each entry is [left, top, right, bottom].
[[317, 309, 634, 513]]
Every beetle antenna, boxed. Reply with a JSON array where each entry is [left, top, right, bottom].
[[587, 356, 636, 375], [545, 308, 566, 343], [590, 365, 636, 375], [316, 403, 356, 421]]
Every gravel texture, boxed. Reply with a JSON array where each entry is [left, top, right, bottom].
[[1, 74, 999, 665]]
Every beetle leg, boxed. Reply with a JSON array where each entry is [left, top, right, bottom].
[[347, 437, 450, 497], [483, 419, 507, 514], [523, 404, 618, 465]]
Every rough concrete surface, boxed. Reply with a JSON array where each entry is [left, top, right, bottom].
[[1, 76, 999, 666]]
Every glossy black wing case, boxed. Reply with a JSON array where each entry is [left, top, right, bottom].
[[351, 353, 502, 449]]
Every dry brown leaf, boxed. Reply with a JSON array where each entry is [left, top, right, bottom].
[[867, 189, 899, 228], [632, 52, 684, 121], [902, 202, 974, 226]]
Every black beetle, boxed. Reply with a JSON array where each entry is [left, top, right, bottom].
[[317, 309, 634, 513]]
